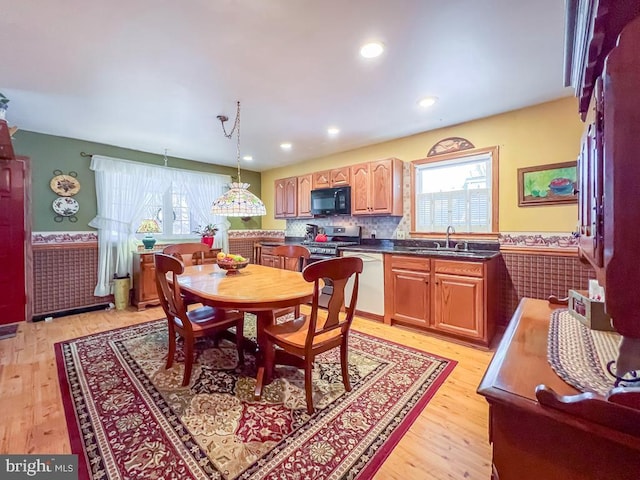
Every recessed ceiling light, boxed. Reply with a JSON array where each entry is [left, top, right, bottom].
[[360, 41, 384, 59], [242, 155, 253, 161], [327, 127, 340, 135], [280, 142, 292, 150], [418, 96, 438, 108]]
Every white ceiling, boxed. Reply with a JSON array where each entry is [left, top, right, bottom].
[[0, 0, 571, 172]]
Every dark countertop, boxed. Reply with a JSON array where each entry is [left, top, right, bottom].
[[338, 243, 501, 261]]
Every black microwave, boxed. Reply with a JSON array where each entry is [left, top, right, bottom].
[[310, 186, 351, 215]]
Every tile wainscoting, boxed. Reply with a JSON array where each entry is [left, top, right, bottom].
[[31, 230, 285, 318], [31, 231, 595, 331]]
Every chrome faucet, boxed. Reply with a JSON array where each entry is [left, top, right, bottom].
[[445, 225, 455, 249]]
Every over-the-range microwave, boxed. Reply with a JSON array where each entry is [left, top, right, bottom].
[[310, 186, 351, 215]]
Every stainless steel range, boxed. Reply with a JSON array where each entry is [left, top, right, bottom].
[[301, 226, 361, 260], [301, 226, 361, 308]]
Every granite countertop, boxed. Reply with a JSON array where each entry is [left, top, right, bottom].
[[339, 241, 501, 261]]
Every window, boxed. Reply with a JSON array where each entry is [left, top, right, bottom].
[[140, 183, 201, 237], [412, 147, 498, 234]]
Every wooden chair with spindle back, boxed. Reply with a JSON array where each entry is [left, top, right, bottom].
[[271, 245, 311, 321], [163, 242, 213, 266], [262, 256, 363, 414], [154, 253, 245, 386]]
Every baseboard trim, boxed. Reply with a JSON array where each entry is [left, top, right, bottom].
[[32, 303, 110, 322]]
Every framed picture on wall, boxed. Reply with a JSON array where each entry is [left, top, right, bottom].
[[518, 161, 578, 207]]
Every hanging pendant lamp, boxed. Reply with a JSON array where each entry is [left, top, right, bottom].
[[211, 101, 266, 217]]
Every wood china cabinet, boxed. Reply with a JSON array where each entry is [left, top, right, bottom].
[[351, 158, 403, 216]]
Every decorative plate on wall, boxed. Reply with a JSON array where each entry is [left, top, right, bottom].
[[49, 170, 81, 196], [52, 197, 80, 216]]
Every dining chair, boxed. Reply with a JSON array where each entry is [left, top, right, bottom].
[[262, 256, 363, 414], [271, 245, 311, 321], [154, 253, 245, 386], [162, 243, 212, 266]]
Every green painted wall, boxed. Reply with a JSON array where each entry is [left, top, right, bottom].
[[12, 130, 262, 231]]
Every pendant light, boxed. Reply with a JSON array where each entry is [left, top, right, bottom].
[[211, 101, 266, 217]]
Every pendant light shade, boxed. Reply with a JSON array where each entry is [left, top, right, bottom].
[[211, 182, 267, 216], [212, 101, 266, 217]]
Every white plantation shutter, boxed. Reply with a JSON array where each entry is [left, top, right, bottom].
[[414, 152, 493, 233]]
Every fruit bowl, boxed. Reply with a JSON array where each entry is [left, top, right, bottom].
[[216, 259, 250, 274]]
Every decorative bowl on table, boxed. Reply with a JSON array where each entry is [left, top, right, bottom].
[[216, 257, 250, 274]]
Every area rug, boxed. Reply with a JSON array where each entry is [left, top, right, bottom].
[[56, 316, 456, 480]]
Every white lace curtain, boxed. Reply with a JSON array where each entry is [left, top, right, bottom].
[[89, 155, 230, 297]]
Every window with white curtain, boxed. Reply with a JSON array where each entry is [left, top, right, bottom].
[[89, 155, 231, 297], [412, 147, 498, 233]]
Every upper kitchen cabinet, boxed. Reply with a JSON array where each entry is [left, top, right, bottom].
[[297, 174, 313, 218], [351, 158, 403, 216], [274, 176, 297, 218], [313, 167, 351, 189]]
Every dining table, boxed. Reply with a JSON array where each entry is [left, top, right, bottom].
[[174, 262, 317, 399]]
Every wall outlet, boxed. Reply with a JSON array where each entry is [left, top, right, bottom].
[[396, 230, 406, 239]]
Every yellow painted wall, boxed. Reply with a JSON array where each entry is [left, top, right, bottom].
[[261, 96, 584, 233]]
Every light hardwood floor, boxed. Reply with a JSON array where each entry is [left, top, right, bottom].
[[0, 306, 494, 479]]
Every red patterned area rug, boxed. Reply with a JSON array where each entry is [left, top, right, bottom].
[[56, 317, 456, 480]]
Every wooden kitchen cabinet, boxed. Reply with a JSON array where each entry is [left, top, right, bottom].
[[384, 253, 499, 346], [274, 177, 297, 218], [258, 244, 282, 268], [351, 158, 403, 215], [384, 255, 430, 328], [132, 252, 161, 310], [312, 167, 351, 189], [433, 262, 484, 341], [132, 248, 221, 310], [297, 174, 313, 218]]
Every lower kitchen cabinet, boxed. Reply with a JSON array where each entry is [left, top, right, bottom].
[[384, 255, 431, 328], [433, 264, 484, 341], [384, 254, 499, 346], [256, 243, 283, 268]]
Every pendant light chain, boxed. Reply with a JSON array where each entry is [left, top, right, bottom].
[[219, 101, 242, 183]]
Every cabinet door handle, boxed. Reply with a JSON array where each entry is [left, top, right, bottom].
[[573, 188, 579, 195]]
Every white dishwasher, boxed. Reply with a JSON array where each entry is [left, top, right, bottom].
[[342, 251, 384, 316]]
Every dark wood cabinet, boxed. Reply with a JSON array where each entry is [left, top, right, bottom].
[[567, 3, 640, 355], [351, 158, 403, 216], [478, 298, 640, 480], [577, 80, 604, 268], [257, 244, 282, 268]]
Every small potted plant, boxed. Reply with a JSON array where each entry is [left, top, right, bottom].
[[194, 223, 219, 248], [0, 92, 9, 121]]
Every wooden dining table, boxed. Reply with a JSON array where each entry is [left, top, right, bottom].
[[174, 263, 316, 398]]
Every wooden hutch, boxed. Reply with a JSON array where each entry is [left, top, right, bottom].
[[478, 2, 640, 479]]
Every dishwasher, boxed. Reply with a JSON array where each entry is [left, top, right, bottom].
[[342, 251, 384, 316]]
